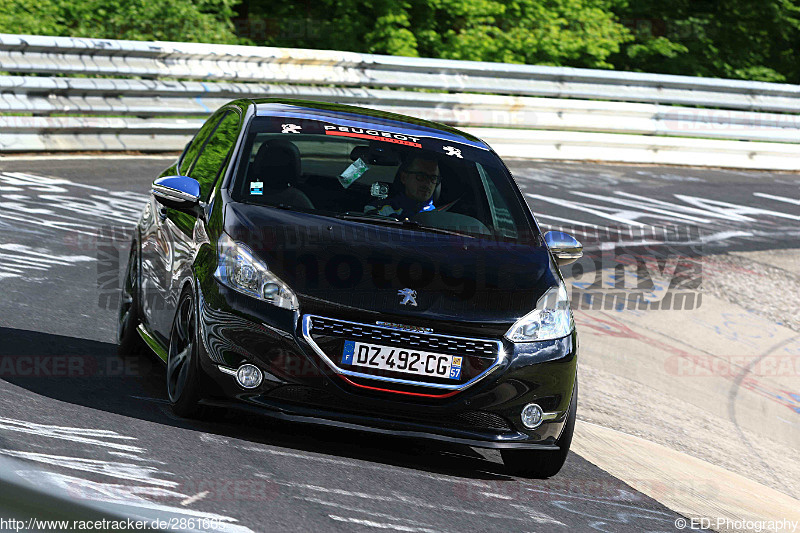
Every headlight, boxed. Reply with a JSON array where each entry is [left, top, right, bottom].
[[213, 233, 299, 311], [505, 282, 573, 342]]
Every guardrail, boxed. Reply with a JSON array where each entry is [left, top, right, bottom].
[[1, 33, 798, 169]]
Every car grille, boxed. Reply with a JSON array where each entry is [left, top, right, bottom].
[[309, 316, 498, 358], [451, 411, 514, 431], [268, 384, 337, 405], [267, 385, 513, 432]]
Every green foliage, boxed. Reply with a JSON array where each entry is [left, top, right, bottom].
[[2, 0, 799, 83], [0, 0, 238, 43], [610, 0, 800, 82], [241, 0, 630, 68], [238, 0, 800, 82]]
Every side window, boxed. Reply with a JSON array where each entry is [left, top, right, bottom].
[[189, 111, 241, 201], [178, 111, 226, 176]]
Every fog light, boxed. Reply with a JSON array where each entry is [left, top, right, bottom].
[[236, 364, 262, 389], [521, 403, 544, 429]]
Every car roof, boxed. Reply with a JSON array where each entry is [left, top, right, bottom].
[[247, 98, 490, 150]]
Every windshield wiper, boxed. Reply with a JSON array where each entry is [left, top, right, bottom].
[[336, 213, 474, 238], [338, 212, 401, 221], [336, 213, 408, 226], [413, 225, 476, 238]]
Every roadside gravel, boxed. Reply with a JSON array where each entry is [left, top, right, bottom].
[[702, 249, 800, 333], [575, 248, 800, 503], [577, 364, 800, 501]]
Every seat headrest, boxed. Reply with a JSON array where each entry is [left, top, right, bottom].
[[250, 139, 301, 190]]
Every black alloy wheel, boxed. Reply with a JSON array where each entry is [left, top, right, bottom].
[[117, 241, 145, 355], [167, 287, 205, 417]]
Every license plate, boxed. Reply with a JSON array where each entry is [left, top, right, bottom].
[[341, 340, 463, 380]]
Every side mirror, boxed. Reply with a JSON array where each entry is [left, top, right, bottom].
[[544, 231, 583, 266], [152, 176, 201, 213]]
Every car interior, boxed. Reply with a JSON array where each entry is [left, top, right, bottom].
[[236, 134, 514, 236]]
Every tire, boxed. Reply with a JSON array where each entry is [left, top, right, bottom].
[[501, 379, 577, 479], [167, 286, 206, 418], [117, 241, 146, 356]]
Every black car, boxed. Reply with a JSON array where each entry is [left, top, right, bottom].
[[118, 99, 583, 478]]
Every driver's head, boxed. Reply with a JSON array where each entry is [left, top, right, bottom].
[[398, 156, 440, 203]]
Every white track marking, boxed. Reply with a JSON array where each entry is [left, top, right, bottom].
[[0, 417, 144, 453], [107, 451, 166, 463], [509, 504, 568, 526], [534, 213, 633, 234], [526, 194, 648, 226], [328, 515, 441, 533], [180, 491, 209, 506], [549, 499, 676, 524], [242, 445, 493, 487], [263, 478, 537, 523], [14, 469, 187, 501], [199, 433, 230, 444], [0, 244, 94, 276], [0, 415, 255, 529], [297, 497, 439, 528], [129, 396, 170, 404], [479, 491, 514, 500], [673, 194, 800, 222], [571, 191, 713, 224], [754, 192, 800, 206], [14, 470, 254, 533], [0, 450, 177, 487], [613, 191, 754, 221], [0, 171, 147, 281]]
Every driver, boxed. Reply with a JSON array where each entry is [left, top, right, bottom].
[[364, 156, 440, 219]]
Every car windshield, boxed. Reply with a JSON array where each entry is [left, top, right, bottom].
[[230, 116, 538, 243]]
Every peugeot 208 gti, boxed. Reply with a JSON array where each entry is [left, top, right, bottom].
[[118, 99, 583, 478]]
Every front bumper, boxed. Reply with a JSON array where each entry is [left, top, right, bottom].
[[195, 280, 578, 450]]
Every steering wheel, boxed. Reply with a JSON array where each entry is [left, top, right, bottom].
[[434, 197, 461, 213]]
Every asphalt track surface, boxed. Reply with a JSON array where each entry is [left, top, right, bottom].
[[0, 156, 797, 532]]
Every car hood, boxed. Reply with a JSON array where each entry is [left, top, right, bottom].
[[225, 203, 558, 327]]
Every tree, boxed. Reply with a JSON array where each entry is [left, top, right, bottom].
[[0, 0, 239, 43], [238, 0, 632, 68], [3, 0, 799, 83], [610, 0, 800, 83]]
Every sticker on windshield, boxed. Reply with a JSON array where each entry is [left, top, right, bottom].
[[323, 125, 422, 148], [281, 123, 302, 134], [339, 158, 370, 189], [443, 146, 463, 158], [250, 181, 263, 195]]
